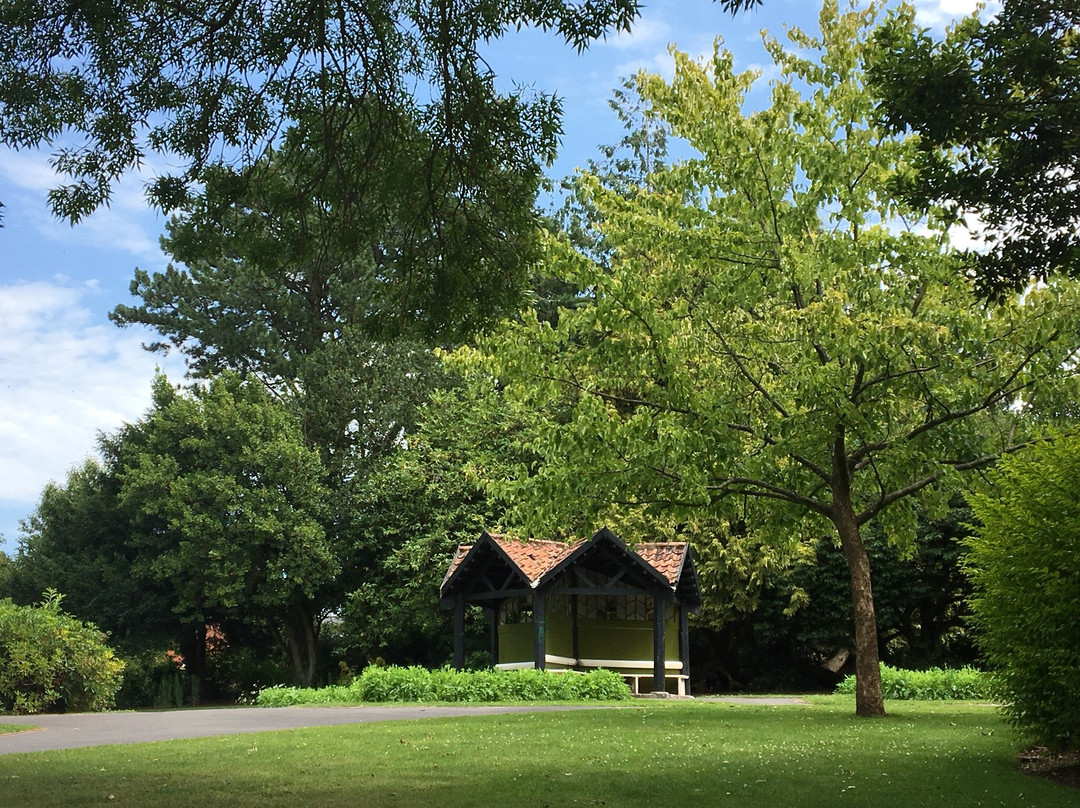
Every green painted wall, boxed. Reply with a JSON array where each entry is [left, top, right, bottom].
[[497, 616, 574, 664], [498, 608, 681, 670], [499, 623, 533, 664]]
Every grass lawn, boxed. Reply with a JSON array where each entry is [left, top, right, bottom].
[[0, 722, 31, 735], [0, 697, 1073, 807]]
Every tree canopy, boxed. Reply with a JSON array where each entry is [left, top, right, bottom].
[[868, 0, 1080, 298], [111, 373, 334, 686], [468, 1, 1080, 716], [0, 0, 762, 234]]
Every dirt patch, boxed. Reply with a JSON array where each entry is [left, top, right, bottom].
[[1019, 746, 1080, 790]]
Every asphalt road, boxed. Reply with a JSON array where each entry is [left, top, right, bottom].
[[0, 704, 597, 755], [0, 697, 806, 756]]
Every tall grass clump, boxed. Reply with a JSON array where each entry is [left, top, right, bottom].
[[256, 666, 631, 706], [836, 663, 991, 701]]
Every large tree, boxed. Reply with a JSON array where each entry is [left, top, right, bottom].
[[112, 180, 447, 481], [470, 1, 1080, 716], [111, 373, 335, 686], [868, 0, 1080, 299]]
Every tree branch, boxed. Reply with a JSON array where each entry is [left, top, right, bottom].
[[707, 476, 831, 517]]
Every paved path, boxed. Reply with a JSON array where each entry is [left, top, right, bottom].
[[0, 697, 805, 756], [0, 704, 596, 756], [699, 696, 806, 705]]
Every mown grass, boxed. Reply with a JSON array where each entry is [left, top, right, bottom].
[[0, 698, 1073, 807], [0, 722, 30, 735]]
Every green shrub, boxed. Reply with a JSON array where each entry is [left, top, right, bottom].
[[256, 666, 631, 706], [0, 591, 125, 714], [836, 664, 991, 701], [966, 437, 1080, 750]]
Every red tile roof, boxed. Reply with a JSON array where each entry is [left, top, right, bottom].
[[498, 537, 582, 581], [635, 543, 687, 588], [444, 532, 688, 590]]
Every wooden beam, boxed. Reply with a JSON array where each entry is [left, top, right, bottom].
[[571, 594, 580, 666], [453, 592, 465, 671], [539, 586, 661, 598], [465, 585, 666, 603], [488, 605, 500, 667], [653, 594, 666, 693], [679, 604, 691, 697], [534, 590, 547, 671], [465, 587, 532, 602]]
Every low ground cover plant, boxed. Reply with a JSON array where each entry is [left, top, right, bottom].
[[836, 663, 991, 700], [256, 665, 631, 706]]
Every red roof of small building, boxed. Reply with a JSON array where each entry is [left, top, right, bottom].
[[634, 543, 688, 588], [444, 532, 688, 590]]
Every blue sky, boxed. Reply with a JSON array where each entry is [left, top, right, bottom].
[[0, 0, 990, 552]]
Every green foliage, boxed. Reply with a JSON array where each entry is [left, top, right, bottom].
[[869, 1, 1080, 298], [340, 374, 535, 667], [0, 592, 125, 714], [8, 459, 174, 651], [0, 0, 767, 221], [836, 664, 991, 701], [966, 435, 1080, 751], [468, 0, 1080, 715], [111, 372, 334, 686], [0, 551, 11, 598], [12, 372, 335, 692], [114, 373, 334, 618], [0, 0, 629, 220], [256, 666, 631, 706]]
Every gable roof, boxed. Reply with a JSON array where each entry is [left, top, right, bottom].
[[441, 528, 699, 606], [636, 542, 690, 588]]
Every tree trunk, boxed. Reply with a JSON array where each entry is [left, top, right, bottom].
[[832, 500, 885, 716], [831, 434, 885, 717], [180, 622, 208, 706], [284, 608, 320, 687]]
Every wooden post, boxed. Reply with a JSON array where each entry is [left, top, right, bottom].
[[571, 594, 580, 668], [653, 594, 666, 693], [679, 604, 690, 696], [533, 590, 547, 671], [453, 592, 465, 671], [489, 604, 500, 667]]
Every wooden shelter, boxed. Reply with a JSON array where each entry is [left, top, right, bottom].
[[440, 528, 701, 695]]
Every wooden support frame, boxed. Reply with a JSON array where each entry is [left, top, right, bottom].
[[452, 592, 465, 671], [533, 590, 547, 671], [679, 604, 690, 696], [441, 530, 701, 688], [652, 593, 666, 693]]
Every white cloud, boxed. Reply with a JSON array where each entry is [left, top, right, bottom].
[[914, 0, 1002, 28], [0, 279, 185, 521], [0, 149, 168, 266], [604, 15, 672, 50]]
